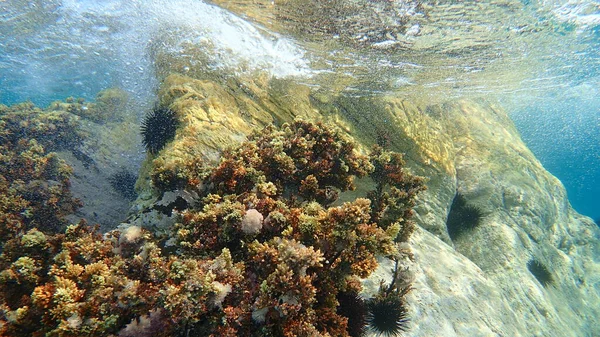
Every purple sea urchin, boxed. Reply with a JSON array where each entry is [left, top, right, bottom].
[[141, 106, 177, 154]]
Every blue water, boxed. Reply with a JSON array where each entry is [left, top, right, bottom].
[[1, 0, 598, 221], [510, 90, 600, 222]]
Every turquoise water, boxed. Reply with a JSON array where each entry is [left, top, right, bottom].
[[510, 91, 600, 223], [1, 0, 598, 221]]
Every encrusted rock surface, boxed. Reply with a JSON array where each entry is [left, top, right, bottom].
[[140, 72, 600, 336]]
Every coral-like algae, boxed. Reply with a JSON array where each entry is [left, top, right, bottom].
[[0, 106, 82, 237], [1, 102, 84, 151], [1, 119, 424, 336], [166, 120, 424, 336]]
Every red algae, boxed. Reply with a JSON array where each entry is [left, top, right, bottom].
[[0, 119, 424, 336]]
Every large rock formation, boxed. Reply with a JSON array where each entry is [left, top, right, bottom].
[[138, 72, 599, 336]]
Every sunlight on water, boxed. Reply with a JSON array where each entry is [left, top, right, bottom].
[[213, 0, 599, 102], [0, 0, 308, 106], [213, 0, 600, 220]]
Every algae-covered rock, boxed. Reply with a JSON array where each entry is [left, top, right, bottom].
[[87, 87, 130, 122], [46, 88, 129, 123], [1, 94, 142, 231], [137, 73, 321, 198], [0, 105, 83, 237], [137, 119, 423, 335], [136, 73, 599, 337], [1, 101, 85, 151], [1, 113, 424, 336], [5, 62, 595, 335], [365, 98, 600, 337]]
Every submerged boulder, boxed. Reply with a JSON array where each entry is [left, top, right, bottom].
[[137, 72, 599, 337]]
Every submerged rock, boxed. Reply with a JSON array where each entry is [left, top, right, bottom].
[[138, 72, 599, 337], [0, 92, 143, 231]]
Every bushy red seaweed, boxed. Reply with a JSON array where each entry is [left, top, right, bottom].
[[169, 120, 425, 336], [0, 118, 425, 336]]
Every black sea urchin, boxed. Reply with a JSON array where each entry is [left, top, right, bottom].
[[337, 291, 367, 337], [527, 259, 554, 287], [141, 106, 177, 154], [365, 292, 409, 337], [108, 167, 138, 200], [446, 193, 486, 241]]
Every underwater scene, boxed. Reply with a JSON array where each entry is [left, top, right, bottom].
[[0, 0, 598, 336]]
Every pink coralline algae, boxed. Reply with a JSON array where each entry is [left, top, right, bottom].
[[241, 209, 264, 235]]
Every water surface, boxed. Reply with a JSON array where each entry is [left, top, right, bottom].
[[0, 0, 598, 220]]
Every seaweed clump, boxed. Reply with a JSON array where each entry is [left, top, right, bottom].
[[446, 193, 486, 241], [0, 104, 82, 237], [0, 222, 243, 337], [167, 120, 425, 336], [0, 120, 425, 336], [0, 101, 84, 151]]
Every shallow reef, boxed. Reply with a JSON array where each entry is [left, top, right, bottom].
[[0, 118, 424, 336], [1, 93, 143, 230], [0, 104, 82, 237]]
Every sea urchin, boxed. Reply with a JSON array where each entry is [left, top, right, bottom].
[[140, 106, 177, 154], [365, 291, 409, 337], [446, 193, 486, 241], [337, 290, 367, 337], [527, 258, 554, 287], [108, 167, 138, 200]]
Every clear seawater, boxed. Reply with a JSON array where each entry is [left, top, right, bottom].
[[1, 0, 598, 222]]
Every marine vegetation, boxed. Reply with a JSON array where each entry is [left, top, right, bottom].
[[0, 104, 82, 238], [445, 193, 486, 241], [0, 102, 84, 152], [0, 119, 424, 336], [140, 106, 177, 154], [164, 120, 425, 336], [48, 88, 129, 123], [527, 258, 554, 288]]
